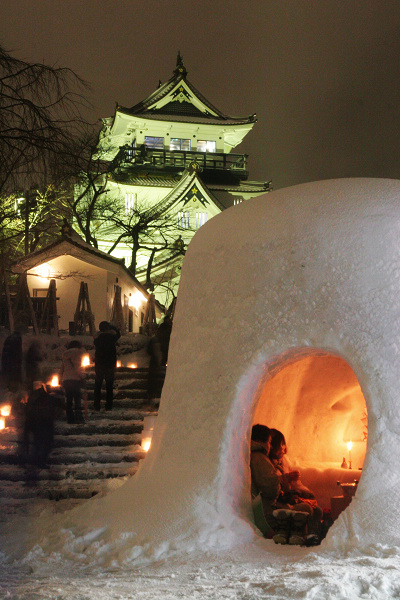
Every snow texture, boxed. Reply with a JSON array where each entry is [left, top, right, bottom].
[[1, 178, 400, 598]]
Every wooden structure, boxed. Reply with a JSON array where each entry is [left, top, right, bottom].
[[0, 265, 14, 331], [13, 273, 39, 334], [110, 285, 125, 333], [142, 293, 157, 335], [74, 281, 96, 336], [40, 278, 59, 335]]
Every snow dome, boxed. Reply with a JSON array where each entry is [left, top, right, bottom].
[[16, 178, 400, 562], [129, 177, 400, 553]]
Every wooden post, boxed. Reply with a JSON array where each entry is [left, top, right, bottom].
[[110, 285, 125, 333], [74, 282, 96, 336], [13, 273, 39, 335], [142, 293, 157, 335], [0, 265, 14, 332], [40, 279, 59, 335]]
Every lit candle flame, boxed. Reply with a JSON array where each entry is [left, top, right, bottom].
[[0, 417, 5, 431], [116, 360, 121, 368], [50, 374, 59, 387], [0, 404, 11, 417], [142, 437, 152, 452], [347, 441, 353, 451], [128, 362, 137, 369], [81, 354, 90, 367]]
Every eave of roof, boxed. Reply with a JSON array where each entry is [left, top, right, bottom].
[[116, 109, 256, 126], [117, 55, 256, 125], [11, 235, 150, 299]]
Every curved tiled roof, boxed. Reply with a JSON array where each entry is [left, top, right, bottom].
[[118, 53, 256, 125]]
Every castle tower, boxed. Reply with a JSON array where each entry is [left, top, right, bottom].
[[92, 53, 271, 307]]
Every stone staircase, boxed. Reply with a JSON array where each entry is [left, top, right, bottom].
[[0, 366, 165, 520]]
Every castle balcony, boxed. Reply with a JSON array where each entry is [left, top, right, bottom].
[[116, 146, 249, 180]]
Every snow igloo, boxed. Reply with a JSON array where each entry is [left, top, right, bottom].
[[56, 178, 400, 557]]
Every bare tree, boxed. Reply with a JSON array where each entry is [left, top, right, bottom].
[[66, 132, 115, 248], [0, 44, 89, 195], [0, 44, 92, 259], [102, 194, 190, 284]]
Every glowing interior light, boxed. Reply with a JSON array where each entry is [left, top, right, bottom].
[[35, 262, 51, 279], [142, 437, 152, 452], [0, 404, 11, 417], [128, 362, 137, 369], [116, 360, 122, 368], [0, 417, 5, 431], [81, 354, 90, 367], [50, 374, 59, 387], [129, 290, 147, 310]]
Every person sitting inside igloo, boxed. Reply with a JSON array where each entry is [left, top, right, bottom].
[[250, 424, 321, 546], [268, 428, 319, 503]]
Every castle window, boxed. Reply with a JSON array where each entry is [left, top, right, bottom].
[[197, 140, 216, 153], [144, 136, 164, 149], [178, 211, 190, 228], [170, 138, 191, 151], [196, 212, 208, 228]]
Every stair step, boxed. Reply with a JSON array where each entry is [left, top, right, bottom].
[[0, 477, 130, 500], [0, 462, 139, 482], [55, 421, 143, 436], [54, 434, 141, 447]]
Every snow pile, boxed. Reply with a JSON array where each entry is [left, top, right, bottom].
[[2, 178, 400, 575]]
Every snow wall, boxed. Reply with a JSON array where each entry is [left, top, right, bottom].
[[20, 178, 400, 563]]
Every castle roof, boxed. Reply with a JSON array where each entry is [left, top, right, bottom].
[[116, 52, 257, 126]]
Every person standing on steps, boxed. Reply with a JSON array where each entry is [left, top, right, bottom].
[[60, 340, 85, 424], [93, 321, 120, 411]]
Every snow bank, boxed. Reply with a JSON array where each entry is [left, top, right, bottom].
[[2, 178, 400, 568]]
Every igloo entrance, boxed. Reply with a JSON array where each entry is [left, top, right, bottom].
[[252, 351, 367, 515]]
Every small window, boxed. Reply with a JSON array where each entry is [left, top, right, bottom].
[[234, 197, 244, 205], [178, 211, 190, 228], [197, 140, 216, 153], [170, 138, 191, 151], [195, 212, 208, 228], [144, 136, 164, 149], [32, 289, 48, 298]]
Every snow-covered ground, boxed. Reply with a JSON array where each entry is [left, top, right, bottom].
[[3, 179, 400, 598], [1, 527, 400, 599]]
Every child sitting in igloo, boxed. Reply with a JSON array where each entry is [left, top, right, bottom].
[[269, 428, 318, 503], [250, 424, 321, 546]]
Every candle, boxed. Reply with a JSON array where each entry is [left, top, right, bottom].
[[347, 441, 353, 469]]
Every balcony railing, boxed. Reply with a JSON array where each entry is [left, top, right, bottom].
[[117, 146, 248, 175]]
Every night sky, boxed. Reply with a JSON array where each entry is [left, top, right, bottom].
[[1, 0, 400, 190]]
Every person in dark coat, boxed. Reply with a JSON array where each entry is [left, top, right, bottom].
[[24, 339, 44, 392], [25, 382, 61, 468], [93, 321, 120, 411], [146, 317, 172, 401], [156, 316, 172, 366], [1, 330, 22, 391]]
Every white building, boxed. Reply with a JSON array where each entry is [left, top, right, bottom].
[[86, 52, 271, 306], [13, 231, 160, 333]]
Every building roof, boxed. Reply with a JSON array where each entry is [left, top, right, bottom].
[[11, 231, 150, 299], [109, 170, 271, 200], [116, 52, 257, 126]]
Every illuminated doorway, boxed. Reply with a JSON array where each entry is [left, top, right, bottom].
[[252, 352, 367, 513]]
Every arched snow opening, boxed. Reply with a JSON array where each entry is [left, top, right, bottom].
[[251, 349, 367, 513]]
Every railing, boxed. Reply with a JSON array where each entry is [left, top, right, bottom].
[[119, 146, 248, 174]]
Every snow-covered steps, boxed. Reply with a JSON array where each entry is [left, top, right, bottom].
[[54, 420, 144, 436], [0, 364, 160, 516]]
